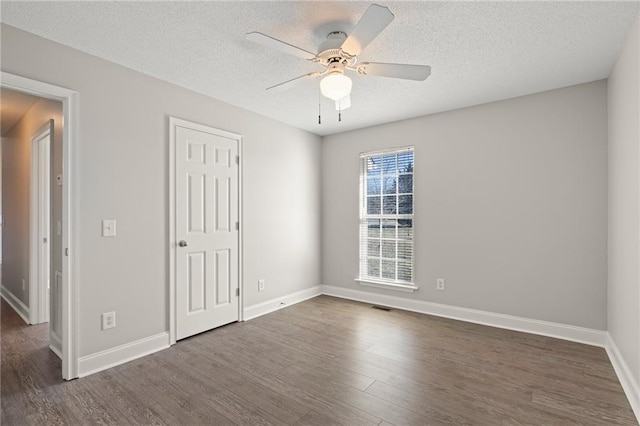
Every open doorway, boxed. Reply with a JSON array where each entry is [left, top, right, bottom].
[[1, 88, 63, 355], [0, 73, 78, 379]]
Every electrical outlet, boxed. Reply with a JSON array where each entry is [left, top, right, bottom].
[[436, 278, 445, 291], [258, 279, 265, 292], [102, 311, 116, 330]]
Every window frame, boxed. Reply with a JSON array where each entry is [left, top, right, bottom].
[[356, 146, 418, 292]]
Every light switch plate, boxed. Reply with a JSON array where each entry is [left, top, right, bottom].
[[102, 219, 116, 237]]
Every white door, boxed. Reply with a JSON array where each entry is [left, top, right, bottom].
[[175, 122, 240, 340]]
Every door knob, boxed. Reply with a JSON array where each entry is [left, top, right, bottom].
[[178, 240, 188, 247]]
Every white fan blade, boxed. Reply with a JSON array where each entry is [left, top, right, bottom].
[[266, 72, 320, 93], [358, 62, 431, 81], [247, 32, 316, 60], [335, 95, 351, 111], [341, 4, 394, 57]]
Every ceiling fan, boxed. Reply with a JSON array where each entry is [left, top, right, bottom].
[[246, 4, 431, 114]]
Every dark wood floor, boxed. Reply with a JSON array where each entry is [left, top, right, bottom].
[[1, 296, 637, 425]]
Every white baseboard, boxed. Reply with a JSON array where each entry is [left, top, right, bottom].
[[49, 344, 62, 360], [243, 285, 322, 321], [49, 332, 62, 360], [321, 285, 606, 347], [1, 285, 30, 325], [78, 332, 169, 377], [606, 333, 640, 422]]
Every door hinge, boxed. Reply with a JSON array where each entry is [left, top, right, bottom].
[[236, 288, 240, 297], [235, 155, 239, 164], [235, 222, 239, 231], [65, 248, 69, 256]]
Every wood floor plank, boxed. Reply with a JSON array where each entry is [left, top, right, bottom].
[[190, 336, 383, 425], [532, 388, 638, 425], [293, 409, 342, 426], [82, 372, 169, 425], [47, 379, 121, 425], [119, 363, 234, 425], [157, 346, 311, 424], [1, 296, 637, 425]]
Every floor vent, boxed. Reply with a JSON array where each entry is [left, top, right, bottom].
[[372, 305, 392, 311]]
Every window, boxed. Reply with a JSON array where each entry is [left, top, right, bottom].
[[359, 147, 414, 288]]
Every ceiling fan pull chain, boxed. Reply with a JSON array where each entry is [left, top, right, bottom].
[[318, 89, 322, 124], [338, 103, 342, 122]]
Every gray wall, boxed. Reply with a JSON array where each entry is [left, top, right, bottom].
[[323, 81, 608, 330], [608, 11, 640, 388], [1, 24, 322, 357], [2, 97, 63, 308]]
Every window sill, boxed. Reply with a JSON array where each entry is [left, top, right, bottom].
[[354, 278, 419, 293]]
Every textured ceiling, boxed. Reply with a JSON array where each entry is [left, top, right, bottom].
[[1, 1, 639, 136], [0, 88, 40, 136]]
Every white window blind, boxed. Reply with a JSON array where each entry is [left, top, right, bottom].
[[359, 147, 414, 285]]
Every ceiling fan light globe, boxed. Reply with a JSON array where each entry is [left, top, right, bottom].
[[320, 73, 352, 101]]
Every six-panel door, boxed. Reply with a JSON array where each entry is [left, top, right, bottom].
[[176, 125, 239, 340]]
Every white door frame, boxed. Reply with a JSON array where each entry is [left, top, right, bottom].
[[168, 117, 243, 345], [1, 71, 79, 380], [29, 120, 52, 324]]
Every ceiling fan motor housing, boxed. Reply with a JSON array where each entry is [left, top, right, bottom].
[[317, 31, 357, 68]]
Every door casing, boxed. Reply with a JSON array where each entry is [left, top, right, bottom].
[[1, 71, 79, 380], [168, 116, 244, 345]]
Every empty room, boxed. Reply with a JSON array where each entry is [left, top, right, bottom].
[[1, 1, 639, 425]]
